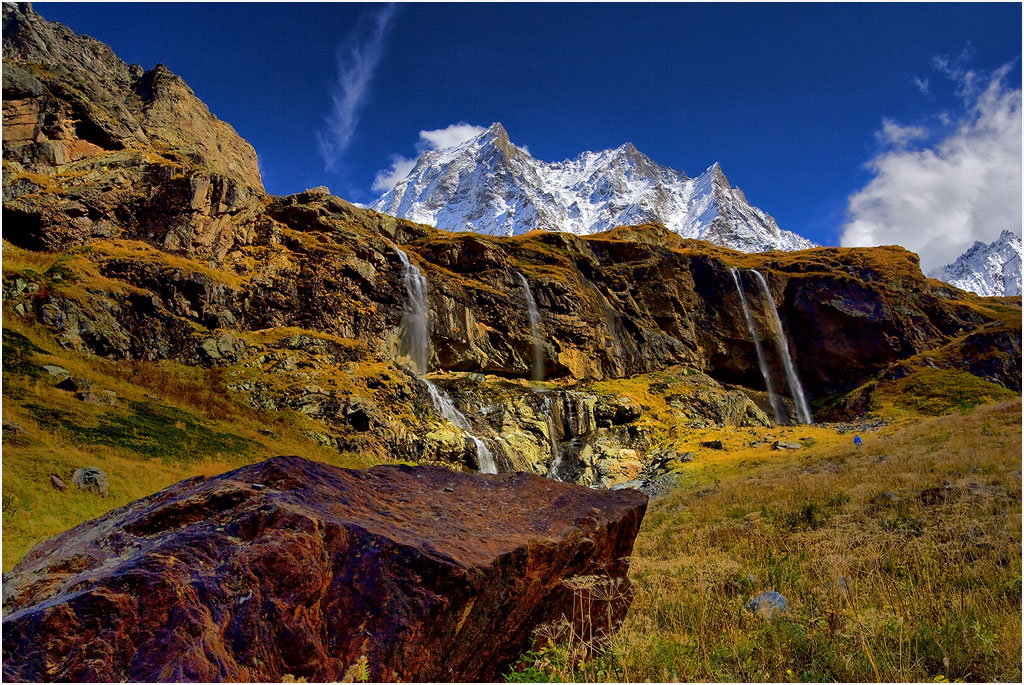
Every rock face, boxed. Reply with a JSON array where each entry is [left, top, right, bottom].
[[2, 2, 265, 259], [2, 4, 1020, 475], [2, 456, 647, 682], [370, 122, 816, 253]]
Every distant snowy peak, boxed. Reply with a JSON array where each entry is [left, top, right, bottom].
[[933, 230, 1023, 297], [370, 122, 816, 253]]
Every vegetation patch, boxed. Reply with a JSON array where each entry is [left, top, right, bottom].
[[25, 400, 252, 462], [508, 399, 1022, 682], [880, 369, 1017, 416]]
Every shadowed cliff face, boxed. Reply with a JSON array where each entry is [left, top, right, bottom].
[[2, 2, 1020, 468]]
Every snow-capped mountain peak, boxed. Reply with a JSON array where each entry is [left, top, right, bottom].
[[370, 123, 816, 252], [932, 230, 1023, 297]]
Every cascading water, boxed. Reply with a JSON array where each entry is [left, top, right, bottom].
[[518, 272, 544, 383], [394, 246, 429, 376], [750, 270, 813, 425], [518, 273, 565, 482], [393, 245, 498, 473], [542, 395, 563, 481], [730, 267, 782, 424], [422, 379, 498, 474]]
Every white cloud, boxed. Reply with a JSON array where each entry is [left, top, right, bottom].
[[315, 4, 396, 172], [876, 118, 927, 148], [371, 122, 486, 193], [912, 76, 930, 95], [418, 123, 486, 151], [840, 62, 1022, 272], [372, 155, 416, 193]]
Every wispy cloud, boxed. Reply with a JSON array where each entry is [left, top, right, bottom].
[[316, 4, 397, 172], [840, 60, 1021, 272], [876, 118, 927, 148], [372, 122, 486, 194], [911, 75, 930, 95]]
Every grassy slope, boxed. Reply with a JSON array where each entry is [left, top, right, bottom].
[[1, 317, 378, 571], [509, 397, 1022, 682]]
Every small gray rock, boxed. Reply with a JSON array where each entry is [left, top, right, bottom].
[[3, 420, 26, 439], [71, 467, 109, 497], [700, 439, 725, 450], [42, 365, 71, 379], [746, 590, 789, 618], [49, 474, 68, 492], [772, 441, 803, 450]]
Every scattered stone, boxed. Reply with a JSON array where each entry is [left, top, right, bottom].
[[798, 437, 816, 448], [919, 484, 955, 505], [199, 332, 246, 363], [700, 439, 725, 450], [49, 474, 68, 492], [2, 457, 647, 682], [70, 467, 109, 497], [772, 440, 802, 450], [2, 420, 26, 441], [41, 364, 70, 379], [55, 376, 91, 393], [258, 427, 276, 437], [871, 491, 899, 507], [76, 389, 117, 405], [745, 590, 789, 618]]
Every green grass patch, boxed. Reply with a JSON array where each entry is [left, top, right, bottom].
[[26, 399, 252, 462], [882, 369, 1017, 416]]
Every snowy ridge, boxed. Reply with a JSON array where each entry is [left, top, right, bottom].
[[932, 230, 1023, 297], [370, 123, 816, 253]]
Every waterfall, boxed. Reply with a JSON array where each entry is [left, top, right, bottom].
[[393, 245, 498, 473], [542, 395, 563, 481], [730, 267, 782, 424], [750, 270, 813, 425], [422, 379, 498, 474], [563, 390, 578, 437], [394, 246, 429, 376], [518, 273, 544, 383]]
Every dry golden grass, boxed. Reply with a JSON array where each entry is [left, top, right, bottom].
[[1, 318, 377, 571], [510, 399, 1022, 682]]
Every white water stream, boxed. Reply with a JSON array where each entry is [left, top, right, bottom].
[[750, 270, 813, 425], [730, 267, 782, 424], [518, 272, 544, 383], [393, 246, 498, 473]]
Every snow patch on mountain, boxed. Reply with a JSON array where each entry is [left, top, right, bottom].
[[931, 230, 1022, 297], [370, 123, 816, 253]]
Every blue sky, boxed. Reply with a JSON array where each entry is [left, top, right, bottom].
[[36, 3, 1022, 265]]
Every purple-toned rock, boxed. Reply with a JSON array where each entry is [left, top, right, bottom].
[[2, 456, 647, 682]]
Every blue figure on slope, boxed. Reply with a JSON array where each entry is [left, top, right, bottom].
[[853, 435, 862, 448]]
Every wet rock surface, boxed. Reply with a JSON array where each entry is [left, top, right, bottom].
[[2, 456, 647, 683]]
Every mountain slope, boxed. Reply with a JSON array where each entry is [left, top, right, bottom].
[[370, 123, 816, 253], [932, 230, 1022, 297]]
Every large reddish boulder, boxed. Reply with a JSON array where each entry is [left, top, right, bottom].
[[1, 456, 647, 682]]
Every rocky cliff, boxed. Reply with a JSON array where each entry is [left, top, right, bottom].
[[3, 1, 1021, 485]]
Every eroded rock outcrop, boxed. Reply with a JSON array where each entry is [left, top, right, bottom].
[[2, 2, 1019, 477], [2, 456, 647, 682]]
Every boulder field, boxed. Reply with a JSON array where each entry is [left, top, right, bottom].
[[1, 456, 647, 682]]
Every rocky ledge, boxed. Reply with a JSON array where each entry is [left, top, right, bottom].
[[1, 456, 647, 682]]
